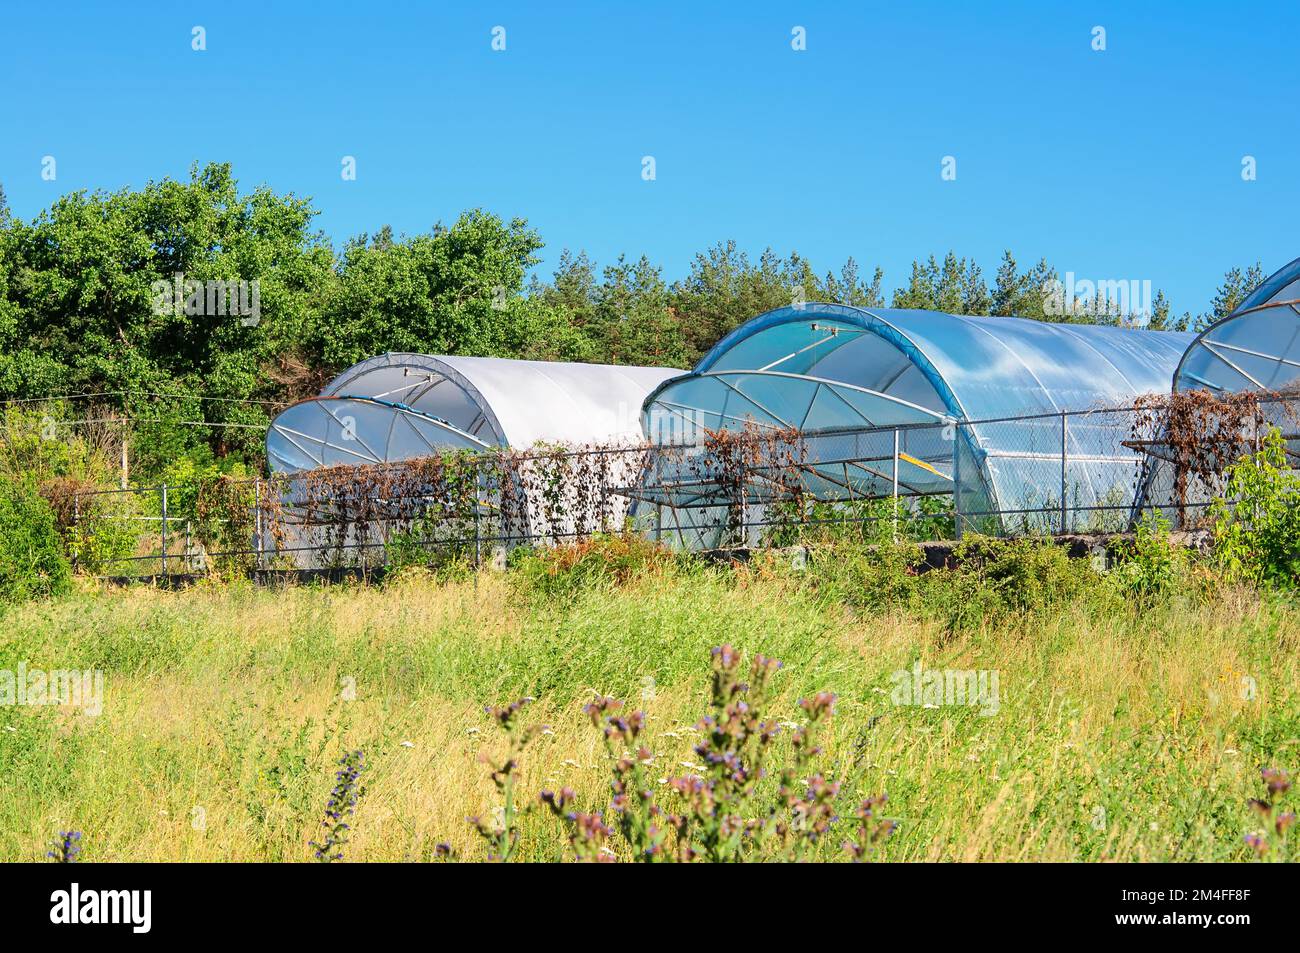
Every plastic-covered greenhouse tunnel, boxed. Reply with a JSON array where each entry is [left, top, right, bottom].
[[265, 354, 685, 566], [267, 353, 682, 471], [263, 267, 1300, 553], [1130, 256, 1300, 519], [636, 303, 1195, 544]]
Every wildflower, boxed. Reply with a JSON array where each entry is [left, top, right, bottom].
[[309, 750, 366, 863], [800, 692, 837, 720], [1248, 798, 1272, 818], [1244, 832, 1268, 856], [486, 698, 532, 732], [47, 831, 81, 863], [845, 794, 895, 862], [1261, 767, 1291, 796], [582, 696, 622, 727]]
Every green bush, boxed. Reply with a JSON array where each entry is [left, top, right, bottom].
[[1108, 515, 1189, 600], [941, 536, 1104, 625], [385, 514, 477, 580], [509, 532, 688, 602], [803, 540, 927, 612], [0, 476, 72, 601], [773, 495, 956, 547], [61, 487, 141, 575], [1210, 428, 1300, 588]]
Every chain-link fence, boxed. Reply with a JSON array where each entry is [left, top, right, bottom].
[[65, 394, 1300, 578]]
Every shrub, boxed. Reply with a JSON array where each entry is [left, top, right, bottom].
[[41, 476, 141, 575], [1210, 428, 1300, 588], [384, 513, 478, 577], [935, 536, 1105, 630], [509, 532, 684, 601], [804, 539, 927, 613], [1108, 514, 1190, 600], [0, 475, 72, 601], [781, 495, 955, 547]]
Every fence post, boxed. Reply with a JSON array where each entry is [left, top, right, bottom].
[[1059, 411, 1068, 535], [160, 483, 169, 576], [892, 428, 900, 541], [952, 423, 962, 540], [474, 492, 482, 569], [72, 493, 80, 573], [738, 456, 749, 549], [120, 417, 129, 490], [254, 477, 264, 572]]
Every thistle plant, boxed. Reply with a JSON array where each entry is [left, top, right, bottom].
[[470, 698, 546, 862], [47, 830, 82, 863], [310, 749, 366, 862], [1245, 766, 1294, 861], [554, 645, 895, 862], [539, 787, 616, 863], [586, 695, 674, 860], [845, 794, 896, 861]]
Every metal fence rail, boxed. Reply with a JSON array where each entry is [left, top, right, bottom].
[[65, 394, 1298, 579]]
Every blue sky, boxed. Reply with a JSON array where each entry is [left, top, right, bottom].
[[1, 1, 1295, 314]]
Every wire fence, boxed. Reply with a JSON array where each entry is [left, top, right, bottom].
[[62, 392, 1300, 579]]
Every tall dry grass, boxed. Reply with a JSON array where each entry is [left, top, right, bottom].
[[0, 551, 1296, 862]]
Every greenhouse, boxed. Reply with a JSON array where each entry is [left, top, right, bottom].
[[1133, 257, 1300, 524], [1173, 256, 1300, 395], [267, 353, 681, 471], [636, 304, 1194, 543], [264, 354, 684, 566]]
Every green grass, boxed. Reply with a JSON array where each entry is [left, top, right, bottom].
[[0, 541, 1296, 862]]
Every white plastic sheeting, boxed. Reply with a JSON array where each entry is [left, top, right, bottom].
[[264, 354, 685, 567], [322, 353, 678, 449], [267, 353, 683, 473]]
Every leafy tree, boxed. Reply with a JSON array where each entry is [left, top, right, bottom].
[[591, 255, 688, 367], [991, 250, 1059, 320], [824, 257, 885, 308], [1147, 289, 1172, 330], [317, 210, 544, 369], [0, 163, 336, 461], [891, 252, 992, 316]]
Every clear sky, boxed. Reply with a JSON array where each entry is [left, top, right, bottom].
[[2, 0, 1295, 314]]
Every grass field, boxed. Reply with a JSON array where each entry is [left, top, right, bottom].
[[1, 543, 1297, 862]]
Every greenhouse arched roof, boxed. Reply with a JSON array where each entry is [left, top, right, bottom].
[[660, 304, 1193, 427], [640, 304, 1193, 536], [1174, 257, 1300, 393], [267, 353, 683, 473]]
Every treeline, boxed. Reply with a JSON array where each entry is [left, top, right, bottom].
[[0, 163, 1265, 468]]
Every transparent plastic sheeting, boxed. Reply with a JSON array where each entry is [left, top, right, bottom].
[[266, 396, 489, 473], [641, 305, 1194, 537], [1174, 257, 1300, 394]]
